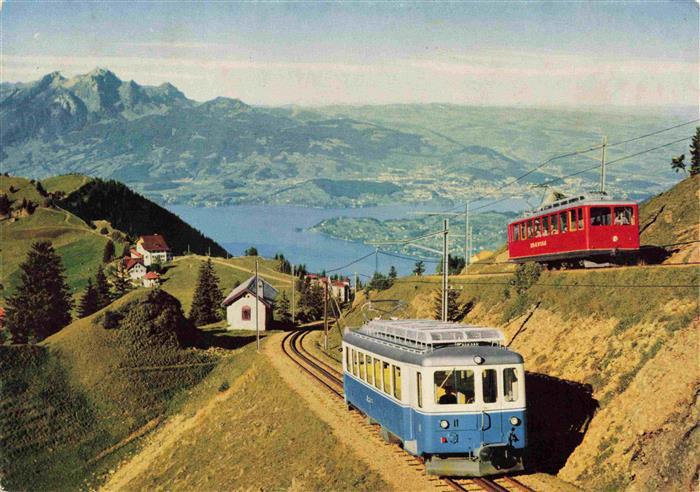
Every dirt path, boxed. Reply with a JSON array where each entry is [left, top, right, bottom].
[[264, 332, 446, 492]]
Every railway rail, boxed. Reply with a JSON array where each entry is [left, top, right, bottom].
[[280, 328, 535, 492]]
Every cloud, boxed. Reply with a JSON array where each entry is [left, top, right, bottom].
[[1, 50, 696, 107], [33, 32, 40, 40]]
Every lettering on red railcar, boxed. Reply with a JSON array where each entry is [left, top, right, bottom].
[[529, 240, 547, 248]]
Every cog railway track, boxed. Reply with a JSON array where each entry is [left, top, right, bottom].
[[280, 329, 535, 492]]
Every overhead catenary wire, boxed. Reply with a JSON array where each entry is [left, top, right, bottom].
[[439, 119, 699, 215]]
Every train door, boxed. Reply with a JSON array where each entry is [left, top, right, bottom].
[[479, 367, 503, 445]]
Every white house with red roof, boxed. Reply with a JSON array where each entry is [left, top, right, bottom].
[[142, 271, 161, 288], [135, 234, 172, 266], [121, 257, 147, 281], [221, 276, 277, 331], [331, 279, 351, 303]]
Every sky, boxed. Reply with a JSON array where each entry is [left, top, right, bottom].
[[1, 1, 698, 107]]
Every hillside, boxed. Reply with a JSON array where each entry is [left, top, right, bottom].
[[638, 173, 700, 263], [57, 177, 227, 257], [2, 69, 694, 207], [0, 290, 215, 490], [0, 175, 117, 299], [326, 177, 700, 490]]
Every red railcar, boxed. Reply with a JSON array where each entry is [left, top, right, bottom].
[[507, 193, 640, 265]]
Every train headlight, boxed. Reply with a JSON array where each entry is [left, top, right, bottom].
[[440, 420, 449, 429], [473, 355, 484, 364], [509, 416, 521, 426]]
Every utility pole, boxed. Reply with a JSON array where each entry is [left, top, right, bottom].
[[442, 218, 449, 322], [469, 226, 473, 264], [255, 257, 260, 352], [600, 135, 608, 194], [354, 271, 359, 300], [323, 277, 329, 351], [291, 264, 295, 325], [374, 247, 379, 276], [464, 202, 469, 272]]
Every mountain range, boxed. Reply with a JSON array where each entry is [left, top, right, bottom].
[[1, 69, 693, 207]]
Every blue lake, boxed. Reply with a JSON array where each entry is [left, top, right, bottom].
[[167, 199, 525, 278]]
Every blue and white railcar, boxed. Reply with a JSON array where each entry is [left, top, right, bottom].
[[342, 320, 526, 477]]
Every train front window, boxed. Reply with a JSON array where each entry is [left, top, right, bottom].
[[514, 224, 520, 241], [503, 368, 519, 402], [482, 369, 498, 403], [591, 207, 612, 226], [434, 369, 474, 405], [614, 207, 634, 225]]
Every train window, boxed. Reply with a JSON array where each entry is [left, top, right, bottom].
[[382, 362, 391, 395], [393, 365, 402, 400], [345, 347, 350, 372], [353, 350, 359, 376], [434, 369, 474, 405], [551, 214, 558, 234], [520, 223, 526, 240], [569, 210, 577, 231], [591, 207, 612, 226], [614, 207, 634, 225], [560, 211, 568, 233], [482, 369, 498, 403], [366, 355, 374, 385], [373, 358, 382, 390], [542, 216, 550, 236], [533, 218, 541, 237], [514, 224, 520, 241], [503, 368, 519, 402], [417, 372, 423, 408], [577, 209, 584, 230], [359, 352, 366, 380]]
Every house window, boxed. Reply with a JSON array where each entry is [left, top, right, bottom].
[[242, 306, 251, 321]]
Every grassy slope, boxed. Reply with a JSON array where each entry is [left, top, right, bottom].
[[162, 255, 294, 315], [0, 290, 216, 490], [102, 340, 388, 491], [42, 174, 92, 195], [0, 202, 113, 302]]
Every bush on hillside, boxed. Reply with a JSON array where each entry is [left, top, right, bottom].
[[103, 289, 199, 349]]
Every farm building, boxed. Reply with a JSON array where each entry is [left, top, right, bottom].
[[134, 234, 172, 266], [122, 257, 147, 281], [221, 276, 277, 331], [142, 271, 161, 288]]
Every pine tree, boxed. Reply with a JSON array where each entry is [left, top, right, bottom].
[[94, 267, 111, 309], [189, 258, 224, 326], [78, 279, 99, 318], [5, 241, 73, 343], [413, 260, 425, 276], [275, 291, 292, 324], [432, 288, 463, 322], [690, 127, 700, 175], [103, 240, 115, 263], [112, 271, 132, 299], [388, 265, 397, 280]]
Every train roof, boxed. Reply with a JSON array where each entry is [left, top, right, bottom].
[[343, 320, 522, 366], [516, 192, 636, 220]]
